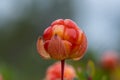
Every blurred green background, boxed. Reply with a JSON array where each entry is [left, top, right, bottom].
[[0, 0, 120, 80]]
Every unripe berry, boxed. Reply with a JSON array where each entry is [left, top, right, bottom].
[[37, 19, 87, 60]]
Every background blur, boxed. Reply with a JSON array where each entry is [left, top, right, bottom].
[[0, 0, 120, 80]]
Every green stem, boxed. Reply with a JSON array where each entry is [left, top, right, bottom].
[[61, 60, 65, 80]]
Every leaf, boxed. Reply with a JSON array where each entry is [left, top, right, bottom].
[[86, 60, 95, 77]]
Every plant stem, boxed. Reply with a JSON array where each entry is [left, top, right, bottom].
[[61, 60, 65, 80], [88, 76, 92, 80]]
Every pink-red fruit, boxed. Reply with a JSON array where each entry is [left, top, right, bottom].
[[37, 19, 87, 60]]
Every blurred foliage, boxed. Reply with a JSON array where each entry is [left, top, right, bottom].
[[0, 63, 17, 80], [0, 0, 120, 80], [65, 50, 119, 80], [72, 58, 110, 80]]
